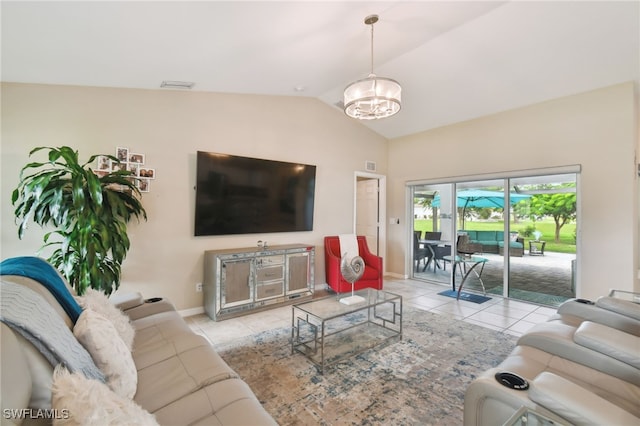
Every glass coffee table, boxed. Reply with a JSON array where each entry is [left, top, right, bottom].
[[291, 288, 402, 374]]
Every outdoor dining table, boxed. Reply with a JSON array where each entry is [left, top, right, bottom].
[[442, 255, 488, 300]]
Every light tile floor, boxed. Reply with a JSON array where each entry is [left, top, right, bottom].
[[186, 277, 558, 346]]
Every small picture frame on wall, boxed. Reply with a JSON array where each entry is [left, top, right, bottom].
[[116, 147, 129, 162], [96, 155, 111, 171], [111, 161, 127, 172], [128, 153, 145, 164], [139, 168, 155, 179], [137, 178, 150, 193], [127, 162, 140, 175]]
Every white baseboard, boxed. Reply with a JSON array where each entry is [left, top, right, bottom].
[[178, 306, 204, 317], [178, 283, 332, 317], [315, 283, 329, 291], [385, 272, 408, 280]]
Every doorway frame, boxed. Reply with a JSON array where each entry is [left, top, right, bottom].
[[354, 171, 387, 274], [406, 165, 581, 300]]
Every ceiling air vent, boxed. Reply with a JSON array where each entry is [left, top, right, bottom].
[[160, 81, 195, 89]]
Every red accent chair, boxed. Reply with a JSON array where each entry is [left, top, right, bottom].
[[324, 235, 383, 293]]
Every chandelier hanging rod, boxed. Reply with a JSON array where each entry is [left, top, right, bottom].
[[366, 14, 377, 76]]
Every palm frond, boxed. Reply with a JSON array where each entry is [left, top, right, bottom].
[[12, 146, 147, 295]]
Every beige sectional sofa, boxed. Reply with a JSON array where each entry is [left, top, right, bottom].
[[464, 295, 640, 425], [0, 259, 276, 425]]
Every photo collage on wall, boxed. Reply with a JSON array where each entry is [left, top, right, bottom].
[[94, 147, 156, 193]]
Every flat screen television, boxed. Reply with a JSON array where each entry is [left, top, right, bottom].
[[195, 151, 316, 236]]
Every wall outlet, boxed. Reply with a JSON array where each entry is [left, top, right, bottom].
[[196, 283, 203, 292]]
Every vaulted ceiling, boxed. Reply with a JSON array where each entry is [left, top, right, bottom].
[[2, 1, 638, 139]]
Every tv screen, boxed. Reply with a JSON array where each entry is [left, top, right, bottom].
[[195, 151, 316, 236]]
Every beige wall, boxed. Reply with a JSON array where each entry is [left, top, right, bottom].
[[0, 83, 388, 311], [2, 82, 637, 309], [387, 82, 639, 300]]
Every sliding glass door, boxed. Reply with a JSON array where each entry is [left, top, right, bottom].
[[453, 179, 507, 298], [412, 183, 453, 285], [411, 170, 578, 307], [507, 174, 577, 305]]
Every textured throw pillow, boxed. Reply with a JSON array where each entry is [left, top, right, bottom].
[[73, 309, 137, 399], [51, 365, 158, 426], [76, 288, 135, 351]]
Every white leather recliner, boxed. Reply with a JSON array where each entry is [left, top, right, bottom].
[[464, 295, 640, 426]]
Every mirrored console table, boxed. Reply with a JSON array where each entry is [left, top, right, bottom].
[[203, 244, 315, 321]]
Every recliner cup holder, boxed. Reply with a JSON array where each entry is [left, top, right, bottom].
[[495, 371, 529, 390], [145, 297, 163, 303], [575, 298, 595, 305]]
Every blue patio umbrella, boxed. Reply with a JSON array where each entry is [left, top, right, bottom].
[[431, 189, 531, 228]]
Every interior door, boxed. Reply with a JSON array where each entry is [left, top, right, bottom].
[[356, 177, 380, 255]]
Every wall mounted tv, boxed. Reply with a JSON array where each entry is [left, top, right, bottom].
[[195, 151, 316, 236]]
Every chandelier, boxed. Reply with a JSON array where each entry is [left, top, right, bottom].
[[344, 15, 401, 120]]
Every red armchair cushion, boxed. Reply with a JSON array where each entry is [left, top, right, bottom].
[[324, 236, 383, 293]]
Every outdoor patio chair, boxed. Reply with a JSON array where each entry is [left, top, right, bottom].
[[445, 234, 483, 277], [432, 244, 452, 273], [414, 232, 431, 272], [457, 234, 483, 257], [424, 231, 442, 240]]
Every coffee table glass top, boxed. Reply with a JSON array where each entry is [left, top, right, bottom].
[[294, 288, 401, 320], [503, 406, 569, 426]]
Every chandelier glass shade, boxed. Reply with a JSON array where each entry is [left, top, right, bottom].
[[344, 74, 401, 120], [344, 15, 401, 120]]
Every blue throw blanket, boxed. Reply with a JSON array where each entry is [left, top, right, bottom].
[[0, 281, 105, 382], [0, 256, 82, 323]]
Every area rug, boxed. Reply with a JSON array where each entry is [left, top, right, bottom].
[[215, 308, 516, 425], [437, 289, 492, 304]]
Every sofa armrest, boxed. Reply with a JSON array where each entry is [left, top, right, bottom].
[[529, 372, 640, 426], [517, 322, 640, 386], [324, 239, 342, 285], [358, 238, 382, 271], [596, 296, 640, 321], [1, 324, 32, 415], [574, 321, 640, 369], [556, 299, 640, 336], [122, 298, 176, 320], [110, 291, 145, 311]]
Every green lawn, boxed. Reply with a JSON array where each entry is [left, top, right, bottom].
[[414, 219, 576, 254]]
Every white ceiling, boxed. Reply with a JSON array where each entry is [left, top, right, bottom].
[[2, 1, 639, 139]]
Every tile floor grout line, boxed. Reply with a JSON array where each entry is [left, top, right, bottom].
[[187, 279, 557, 346]]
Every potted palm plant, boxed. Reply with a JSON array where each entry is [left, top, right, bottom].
[[12, 146, 147, 295]]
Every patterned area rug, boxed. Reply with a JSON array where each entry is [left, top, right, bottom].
[[215, 308, 517, 425]]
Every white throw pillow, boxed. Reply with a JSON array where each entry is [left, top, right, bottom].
[[73, 309, 137, 399], [51, 365, 158, 426], [76, 288, 135, 350]]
